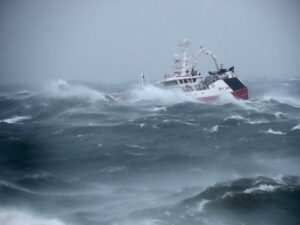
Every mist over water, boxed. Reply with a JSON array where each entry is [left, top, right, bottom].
[[1, 0, 300, 224], [0, 77, 299, 225], [1, 0, 300, 83]]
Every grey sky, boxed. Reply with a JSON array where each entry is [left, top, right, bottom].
[[0, 0, 299, 84]]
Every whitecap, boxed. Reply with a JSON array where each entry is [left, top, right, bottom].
[[246, 119, 269, 125], [129, 84, 193, 105], [0, 210, 65, 225], [127, 144, 146, 149], [291, 123, 300, 131], [179, 121, 197, 126], [209, 125, 219, 133], [274, 112, 285, 118], [221, 192, 234, 199], [261, 95, 300, 108], [264, 128, 286, 135], [224, 115, 251, 124], [244, 184, 278, 193], [151, 106, 167, 112], [197, 199, 210, 212], [225, 115, 268, 125], [219, 93, 256, 110], [224, 115, 247, 121], [0, 115, 31, 124], [44, 79, 106, 103], [162, 119, 196, 126]]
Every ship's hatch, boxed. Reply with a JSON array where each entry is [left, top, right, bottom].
[[223, 77, 245, 91]]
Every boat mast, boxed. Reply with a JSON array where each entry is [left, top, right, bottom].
[[174, 39, 191, 76], [139, 73, 148, 86]]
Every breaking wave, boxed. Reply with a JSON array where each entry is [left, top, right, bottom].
[[264, 128, 286, 135], [128, 84, 194, 105], [0, 115, 31, 124], [0, 77, 300, 225], [43, 79, 107, 102], [292, 123, 300, 131], [137, 176, 300, 225], [0, 210, 65, 225], [261, 95, 300, 108]]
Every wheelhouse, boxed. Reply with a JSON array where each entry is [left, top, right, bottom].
[[159, 75, 202, 88]]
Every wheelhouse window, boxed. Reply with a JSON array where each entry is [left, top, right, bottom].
[[179, 80, 183, 84], [164, 81, 179, 86], [184, 79, 188, 83]]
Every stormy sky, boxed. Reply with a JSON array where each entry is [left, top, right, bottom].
[[0, 0, 299, 84]]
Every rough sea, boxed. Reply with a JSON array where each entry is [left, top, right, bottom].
[[0, 77, 299, 225]]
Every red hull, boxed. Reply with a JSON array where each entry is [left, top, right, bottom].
[[232, 87, 249, 100]]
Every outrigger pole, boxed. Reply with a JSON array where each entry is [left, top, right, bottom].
[[196, 46, 223, 71]]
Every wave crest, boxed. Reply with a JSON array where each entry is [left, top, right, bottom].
[[0, 210, 65, 225], [0, 116, 31, 124], [129, 84, 194, 105], [44, 79, 107, 102]]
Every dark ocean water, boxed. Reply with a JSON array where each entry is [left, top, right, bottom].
[[0, 78, 299, 225]]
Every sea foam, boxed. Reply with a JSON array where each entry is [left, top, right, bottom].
[[244, 184, 278, 194], [44, 79, 106, 102], [0, 116, 31, 124], [0, 210, 65, 225], [129, 84, 193, 105], [264, 128, 286, 135], [292, 123, 300, 131]]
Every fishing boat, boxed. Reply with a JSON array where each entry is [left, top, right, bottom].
[[111, 39, 248, 102], [154, 39, 248, 101]]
